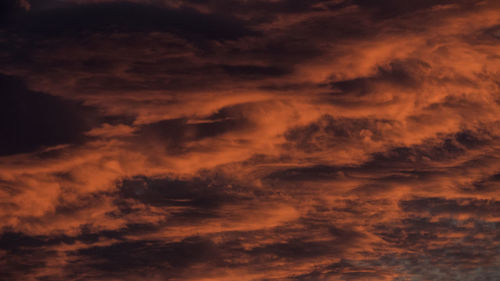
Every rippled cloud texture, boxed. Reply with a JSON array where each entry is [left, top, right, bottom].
[[1, 0, 500, 280]]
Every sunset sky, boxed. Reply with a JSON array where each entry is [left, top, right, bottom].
[[1, 0, 500, 280]]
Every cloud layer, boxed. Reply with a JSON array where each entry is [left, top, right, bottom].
[[1, 0, 500, 280]]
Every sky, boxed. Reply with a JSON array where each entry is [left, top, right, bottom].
[[1, 0, 500, 280]]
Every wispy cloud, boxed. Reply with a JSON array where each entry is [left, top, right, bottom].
[[1, 0, 500, 280]]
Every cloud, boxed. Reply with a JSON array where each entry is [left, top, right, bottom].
[[2, 0, 500, 280], [2, 1, 257, 40]]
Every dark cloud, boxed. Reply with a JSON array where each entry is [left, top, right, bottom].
[[251, 239, 334, 260], [353, 0, 473, 18], [71, 236, 221, 279], [400, 197, 500, 217], [0, 232, 71, 281], [134, 102, 257, 153], [0, 74, 97, 156], [470, 172, 500, 193], [363, 129, 489, 170], [270, 129, 480, 185], [220, 64, 292, 79], [328, 59, 429, 100], [178, 0, 353, 25], [241, 223, 368, 262], [118, 176, 249, 209], [284, 115, 393, 152], [370, 212, 500, 281], [3, 1, 257, 41], [265, 164, 345, 182]]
